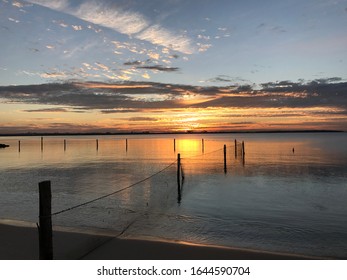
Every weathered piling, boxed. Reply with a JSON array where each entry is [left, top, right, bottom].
[[96, 139, 99, 150], [126, 138, 128, 152], [41, 137, 43, 151], [177, 153, 181, 185], [64, 139, 66, 151], [174, 138, 176, 152], [224, 144, 227, 174], [38, 180, 53, 260], [177, 153, 181, 202], [202, 138, 204, 153], [234, 139, 237, 158], [18, 140, 21, 153], [242, 141, 245, 158]]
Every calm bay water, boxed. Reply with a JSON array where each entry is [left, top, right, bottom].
[[1, 133, 347, 258]]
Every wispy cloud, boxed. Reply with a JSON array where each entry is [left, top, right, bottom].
[[137, 65, 180, 72], [73, 1, 148, 35], [25, 0, 195, 54], [27, 0, 69, 11], [128, 117, 157, 122], [22, 107, 68, 113], [136, 25, 194, 54]]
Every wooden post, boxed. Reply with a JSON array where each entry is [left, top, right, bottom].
[[234, 139, 237, 158], [174, 138, 176, 152], [96, 139, 99, 150], [64, 139, 66, 151], [177, 153, 181, 202], [242, 141, 245, 166], [18, 140, 21, 153], [126, 139, 128, 152], [224, 144, 227, 174], [242, 141, 245, 158], [38, 180, 53, 260], [41, 137, 43, 152], [202, 138, 204, 153]]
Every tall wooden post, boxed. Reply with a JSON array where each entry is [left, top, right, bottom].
[[177, 153, 181, 202], [126, 139, 128, 152], [202, 138, 204, 153], [224, 144, 227, 174], [64, 139, 66, 151], [41, 137, 43, 152], [18, 140, 21, 153], [174, 138, 176, 152], [96, 139, 99, 150], [38, 180, 53, 260]]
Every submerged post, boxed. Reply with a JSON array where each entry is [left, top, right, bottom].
[[202, 138, 204, 153], [41, 137, 43, 152], [126, 138, 128, 152], [18, 140, 21, 153], [174, 138, 176, 152], [38, 180, 53, 260], [224, 144, 227, 174], [64, 139, 66, 151], [96, 139, 99, 150]]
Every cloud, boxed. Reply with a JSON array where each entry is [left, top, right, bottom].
[[197, 43, 212, 52], [12, 1, 25, 8], [2, 79, 347, 133], [27, 0, 69, 11], [137, 65, 180, 72], [73, 1, 148, 35], [8, 17, 20, 23], [100, 109, 141, 114], [136, 25, 194, 54], [128, 117, 157, 122], [26, 0, 194, 54], [71, 25, 82, 31], [94, 62, 110, 72], [142, 72, 150, 79], [208, 75, 233, 83], [40, 71, 68, 79], [0, 122, 115, 134], [124, 61, 142, 66], [22, 107, 68, 113], [1, 79, 346, 114]]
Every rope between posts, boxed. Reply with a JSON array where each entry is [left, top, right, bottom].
[[49, 160, 177, 217]]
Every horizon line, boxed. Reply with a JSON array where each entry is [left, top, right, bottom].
[[0, 129, 345, 137]]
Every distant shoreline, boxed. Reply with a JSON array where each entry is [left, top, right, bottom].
[[0, 130, 345, 137]]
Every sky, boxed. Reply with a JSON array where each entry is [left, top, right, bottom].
[[0, 0, 347, 133]]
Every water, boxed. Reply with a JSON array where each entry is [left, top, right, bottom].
[[1, 133, 347, 258]]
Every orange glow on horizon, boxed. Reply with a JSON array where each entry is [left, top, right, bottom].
[[1, 102, 346, 134]]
